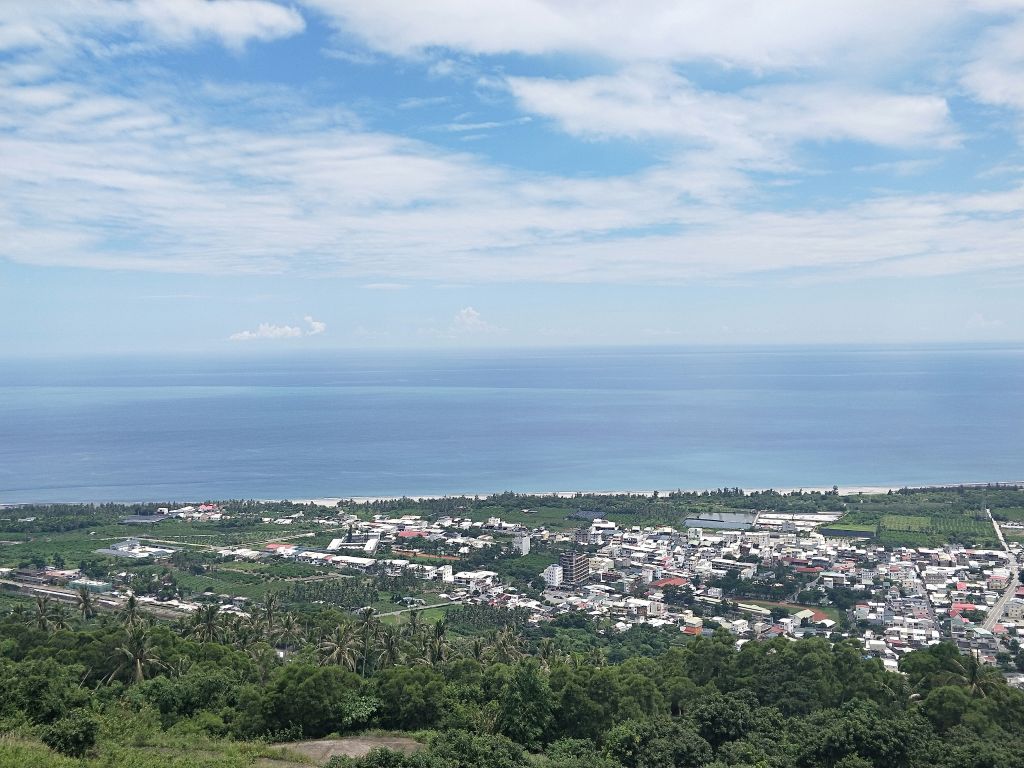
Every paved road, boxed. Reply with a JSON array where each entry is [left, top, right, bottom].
[[982, 511, 1019, 631], [375, 600, 461, 617], [0, 578, 189, 620]]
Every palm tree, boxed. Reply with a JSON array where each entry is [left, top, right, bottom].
[[357, 607, 379, 677], [537, 637, 557, 670], [118, 594, 143, 628], [190, 604, 222, 643], [259, 592, 280, 639], [76, 587, 96, 622], [108, 627, 167, 684], [468, 636, 487, 663], [403, 608, 423, 640], [375, 624, 403, 669], [937, 653, 1005, 698], [30, 596, 53, 632], [226, 613, 259, 649], [426, 633, 449, 667], [50, 602, 73, 632], [247, 642, 280, 685], [318, 624, 359, 670], [275, 612, 305, 652], [493, 627, 524, 663]]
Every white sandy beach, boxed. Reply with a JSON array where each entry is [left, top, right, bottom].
[[287, 481, 1021, 507]]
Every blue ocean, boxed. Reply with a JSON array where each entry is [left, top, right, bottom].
[[1, 346, 1022, 503]]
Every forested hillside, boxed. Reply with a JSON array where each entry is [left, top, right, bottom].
[[1, 599, 1022, 767]]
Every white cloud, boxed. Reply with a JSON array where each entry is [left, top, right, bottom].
[[229, 322, 303, 340], [229, 315, 326, 340], [508, 67, 956, 161], [300, 0, 963, 70], [0, 0, 305, 55], [453, 306, 488, 332], [440, 116, 531, 133], [1, 71, 1022, 286], [962, 17, 1024, 112]]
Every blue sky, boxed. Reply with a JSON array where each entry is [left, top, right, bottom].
[[2, 1, 1024, 355]]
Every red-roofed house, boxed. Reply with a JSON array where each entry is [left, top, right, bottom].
[[652, 577, 688, 588]]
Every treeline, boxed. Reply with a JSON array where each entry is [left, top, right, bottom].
[[2, 593, 1024, 767]]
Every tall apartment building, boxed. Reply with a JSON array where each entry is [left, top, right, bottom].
[[559, 551, 590, 586]]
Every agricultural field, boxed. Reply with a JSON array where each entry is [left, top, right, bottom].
[[879, 515, 932, 531], [991, 507, 1024, 522], [826, 507, 999, 548]]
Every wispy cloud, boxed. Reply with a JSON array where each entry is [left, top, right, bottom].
[[398, 95, 448, 109], [2, 0, 1024, 296], [0, 0, 305, 55], [440, 116, 531, 132]]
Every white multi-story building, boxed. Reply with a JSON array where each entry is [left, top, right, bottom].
[[542, 564, 564, 587], [515, 533, 531, 556]]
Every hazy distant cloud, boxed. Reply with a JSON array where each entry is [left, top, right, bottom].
[[967, 312, 1003, 330], [398, 95, 449, 109], [229, 322, 303, 341], [321, 47, 377, 65], [453, 306, 490, 333], [363, 282, 410, 290], [230, 315, 326, 340]]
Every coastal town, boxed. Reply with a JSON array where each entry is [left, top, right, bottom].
[[3, 494, 1023, 683]]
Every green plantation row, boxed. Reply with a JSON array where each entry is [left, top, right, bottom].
[[2, 593, 1024, 768]]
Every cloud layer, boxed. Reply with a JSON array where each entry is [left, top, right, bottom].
[[1, 0, 1024, 294]]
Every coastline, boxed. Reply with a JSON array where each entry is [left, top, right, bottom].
[[4, 481, 1021, 508], [289, 480, 1022, 507]]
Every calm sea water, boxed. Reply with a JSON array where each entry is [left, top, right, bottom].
[[1, 346, 1022, 503]]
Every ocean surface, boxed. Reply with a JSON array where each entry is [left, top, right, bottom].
[[1, 345, 1022, 504]]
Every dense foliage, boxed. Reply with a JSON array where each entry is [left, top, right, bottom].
[[1, 595, 1024, 767]]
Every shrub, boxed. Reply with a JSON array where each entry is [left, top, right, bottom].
[[41, 710, 99, 758]]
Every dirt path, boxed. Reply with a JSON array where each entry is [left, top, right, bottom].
[[259, 735, 422, 767]]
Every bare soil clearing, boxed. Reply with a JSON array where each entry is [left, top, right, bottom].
[[259, 735, 421, 767]]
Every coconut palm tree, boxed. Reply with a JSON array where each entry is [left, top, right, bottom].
[[108, 627, 167, 684], [493, 627, 524, 663], [318, 624, 359, 670], [937, 652, 1005, 698], [375, 624, 403, 669], [118, 594, 144, 628], [356, 607, 379, 677], [259, 592, 280, 639], [536, 637, 557, 670], [403, 608, 423, 640], [468, 636, 487, 663], [275, 612, 305, 652], [190, 604, 222, 643], [76, 586, 97, 622], [50, 602, 73, 632], [29, 596, 53, 632], [426, 633, 449, 667]]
